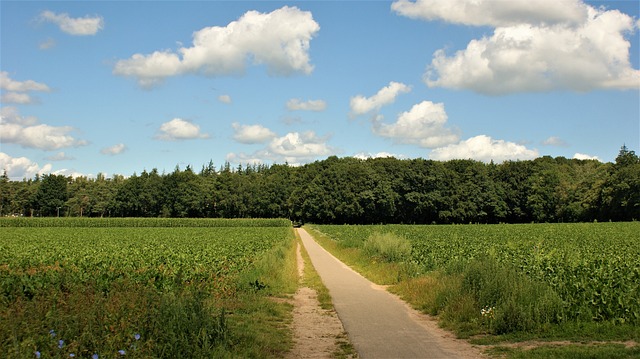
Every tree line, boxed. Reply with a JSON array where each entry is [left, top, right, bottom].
[[1, 145, 638, 224]]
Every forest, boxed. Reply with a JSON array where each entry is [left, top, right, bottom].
[[1, 145, 638, 224]]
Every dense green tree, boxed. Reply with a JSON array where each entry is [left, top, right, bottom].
[[600, 146, 640, 221], [33, 174, 68, 216], [3, 145, 636, 223]]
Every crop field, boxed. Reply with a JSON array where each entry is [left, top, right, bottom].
[[0, 218, 294, 358], [313, 223, 640, 325]]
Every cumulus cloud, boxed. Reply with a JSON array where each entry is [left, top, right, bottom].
[[391, 0, 588, 27], [231, 123, 276, 144], [372, 101, 459, 148], [393, 1, 640, 94], [269, 132, 334, 159], [0, 72, 51, 105], [429, 135, 539, 162], [101, 143, 127, 155], [218, 94, 232, 104], [353, 152, 403, 160], [287, 98, 327, 112], [0, 106, 87, 150], [155, 118, 209, 141], [227, 131, 336, 165], [573, 153, 600, 161], [39, 10, 104, 36], [114, 6, 319, 87], [350, 81, 411, 116], [0, 152, 53, 180], [542, 136, 569, 146], [0, 71, 51, 93], [1, 92, 35, 104]]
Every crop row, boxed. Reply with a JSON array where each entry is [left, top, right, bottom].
[[0, 217, 292, 227], [314, 223, 640, 324]]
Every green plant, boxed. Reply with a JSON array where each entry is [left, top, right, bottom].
[[362, 232, 412, 262]]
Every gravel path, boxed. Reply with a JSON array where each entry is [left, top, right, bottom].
[[298, 228, 485, 359]]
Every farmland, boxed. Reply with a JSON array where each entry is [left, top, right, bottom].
[[0, 218, 296, 358], [310, 223, 640, 329]]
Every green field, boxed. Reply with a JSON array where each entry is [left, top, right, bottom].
[[3, 219, 638, 358], [0, 218, 296, 358], [312, 223, 640, 326]]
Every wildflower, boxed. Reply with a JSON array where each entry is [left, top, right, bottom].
[[70, 354, 75, 358], [481, 306, 496, 319], [49, 329, 56, 338], [35, 351, 41, 358], [134, 333, 140, 340], [118, 349, 126, 355], [58, 339, 65, 349], [92, 354, 99, 359]]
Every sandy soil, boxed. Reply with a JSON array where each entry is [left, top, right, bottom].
[[286, 243, 354, 359]]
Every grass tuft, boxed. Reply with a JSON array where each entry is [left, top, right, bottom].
[[362, 232, 412, 263]]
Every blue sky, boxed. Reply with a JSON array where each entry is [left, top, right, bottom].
[[1, 0, 639, 180]]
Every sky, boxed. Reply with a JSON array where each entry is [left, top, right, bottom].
[[1, 0, 639, 180]]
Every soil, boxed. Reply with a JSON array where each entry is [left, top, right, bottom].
[[286, 242, 355, 358]]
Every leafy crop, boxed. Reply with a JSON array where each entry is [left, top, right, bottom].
[[0, 219, 293, 358], [314, 223, 640, 324]]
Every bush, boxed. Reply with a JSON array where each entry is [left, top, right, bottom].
[[362, 232, 412, 262]]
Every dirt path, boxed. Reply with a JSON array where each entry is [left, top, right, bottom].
[[298, 228, 487, 359], [287, 241, 353, 358]]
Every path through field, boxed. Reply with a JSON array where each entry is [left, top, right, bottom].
[[298, 228, 486, 359]]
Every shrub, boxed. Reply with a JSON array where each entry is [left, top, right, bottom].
[[362, 232, 412, 262]]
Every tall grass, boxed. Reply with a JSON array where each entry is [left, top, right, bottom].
[[393, 257, 564, 336], [362, 232, 412, 263]]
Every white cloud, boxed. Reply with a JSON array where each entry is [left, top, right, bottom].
[[0, 152, 52, 180], [268, 132, 333, 159], [114, 6, 319, 87], [231, 123, 276, 144], [45, 152, 74, 161], [101, 143, 127, 155], [225, 152, 266, 166], [394, 1, 640, 94], [286, 98, 327, 112], [391, 0, 588, 27], [0, 106, 38, 125], [542, 136, 569, 146], [573, 153, 600, 161], [0, 71, 51, 93], [353, 152, 402, 160], [155, 118, 210, 141], [227, 131, 336, 165], [0, 107, 87, 150], [39, 10, 104, 36], [1, 92, 35, 104], [218, 94, 232, 104], [51, 169, 91, 179], [372, 101, 460, 148], [350, 81, 411, 116], [429, 135, 539, 162]]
